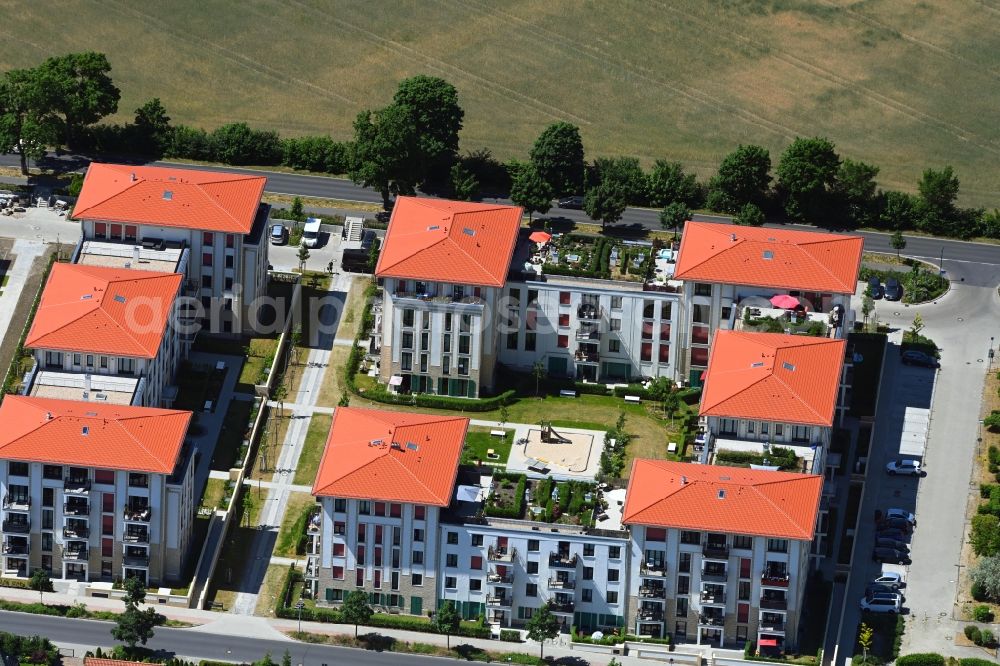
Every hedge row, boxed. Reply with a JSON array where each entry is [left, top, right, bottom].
[[484, 473, 527, 519], [896, 655, 945, 666]]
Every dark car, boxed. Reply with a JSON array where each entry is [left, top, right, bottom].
[[873, 547, 911, 565], [558, 196, 585, 209], [878, 517, 913, 534], [375, 211, 392, 224], [867, 276, 884, 299], [884, 277, 903, 301], [901, 350, 939, 368], [866, 583, 904, 600], [875, 537, 908, 552], [876, 528, 909, 542]]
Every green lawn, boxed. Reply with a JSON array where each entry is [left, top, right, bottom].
[[461, 427, 513, 465], [210, 399, 255, 471], [273, 492, 316, 558], [199, 478, 227, 513], [239, 338, 279, 391], [293, 413, 333, 486]]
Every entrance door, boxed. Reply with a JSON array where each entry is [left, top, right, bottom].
[[548, 356, 568, 377]]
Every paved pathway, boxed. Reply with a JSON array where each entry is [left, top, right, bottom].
[[0, 239, 45, 340]]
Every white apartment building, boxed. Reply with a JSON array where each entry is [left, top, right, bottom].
[[0, 396, 196, 586], [309, 408, 469, 616], [623, 460, 822, 651], [673, 222, 863, 386], [23, 264, 184, 408], [72, 163, 270, 333]]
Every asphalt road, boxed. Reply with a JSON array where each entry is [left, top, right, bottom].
[[6, 152, 1000, 285], [0, 611, 449, 666]]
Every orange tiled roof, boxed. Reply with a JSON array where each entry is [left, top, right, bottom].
[[312, 407, 469, 506], [73, 163, 266, 234], [622, 459, 822, 540], [0, 396, 191, 474], [699, 331, 846, 427], [25, 264, 181, 359], [673, 221, 863, 293], [375, 197, 523, 288]]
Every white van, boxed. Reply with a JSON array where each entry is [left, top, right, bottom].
[[302, 218, 322, 248]]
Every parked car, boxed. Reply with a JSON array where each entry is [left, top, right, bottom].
[[884, 277, 903, 301], [876, 528, 909, 542], [867, 276, 884, 299], [885, 508, 917, 526], [860, 593, 902, 614], [872, 547, 911, 565], [875, 537, 909, 552], [302, 218, 322, 248], [872, 572, 905, 590], [866, 583, 904, 600], [901, 350, 939, 368], [270, 223, 287, 245], [886, 459, 925, 476], [878, 517, 913, 534], [558, 196, 585, 209]]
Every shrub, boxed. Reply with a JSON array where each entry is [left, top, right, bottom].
[[972, 581, 988, 601], [209, 122, 282, 165], [971, 515, 1000, 557], [973, 604, 995, 623], [896, 655, 945, 666], [965, 625, 982, 645], [499, 629, 522, 642], [982, 628, 996, 646], [961, 659, 998, 666], [971, 555, 1000, 601]]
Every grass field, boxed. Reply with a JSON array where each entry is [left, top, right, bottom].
[[293, 413, 333, 486], [461, 427, 514, 465], [4, 2, 1000, 206]]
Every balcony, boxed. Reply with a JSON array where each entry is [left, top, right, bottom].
[[639, 585, 666, 599], [548, 553, 578, 569], [547, 577, 576, 590], [62, 547, 88, 561], [549, 600, 575, 614], [701, 567, 728, 583], [759, 618, 785, 633], [637, 607, 664, 621], [2, 540, 28, 555], [575, 327, 600, 342], [123, 506, 152, 522], [761, 568, 790, 588], [577, 304, 603, 321], [701, 590, 726, 606], [123, 552, 150, 567], [702, 543, 730, 560], [123, 529, 149, 545], [698, 614, 725, 627], [487, 571, 513, 585], [64, 478, 91, 494], [486, 595, 512, 608], [487, 546, 516, 563], [393, 291, 484, 308], [305, 556, 318, 580], [3, 495, 30, 511], [760, 596, 788, 611], [640, 562, 667, 578], [63, 525, 89, 539], [307, 509, 321, 533], [64, 500, 90, 516], [574, 350, 600, 363], [2, 520, 30, 534]]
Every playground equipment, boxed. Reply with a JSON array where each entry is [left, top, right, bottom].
[[539, 421, 572, 444]]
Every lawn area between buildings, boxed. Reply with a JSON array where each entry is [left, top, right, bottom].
[[255, 563, 294, 617], [293, 413, 333, 486], [205, 491, 265, 611], [274, 492, 316, 559], [461, 427, 514, 465], [209, 398, 255, 471], [198, 477, 227, 514]]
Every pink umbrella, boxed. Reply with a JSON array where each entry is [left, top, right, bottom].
[[528, 231, 552, 244], [769, 294, 800, 309]]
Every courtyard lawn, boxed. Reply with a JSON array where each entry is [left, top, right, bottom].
[[292, 414, 333, 486], [461, 427, 514, 465], [210, 399, 255, 471], [199, 478, 227, 513], [255, 563, 294, 616]]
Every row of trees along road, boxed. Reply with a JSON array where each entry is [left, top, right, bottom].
[[0, 51, 993, 240]]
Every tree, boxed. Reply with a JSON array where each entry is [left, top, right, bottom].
[[499, 404, 510, 426], [29, 568, 50, 603], [776, 137, 841, 224], [734, 202, 765, 227], [659, 202, 689, 239], [646, 376, 673, 417], [241, 489, 255, 528], [530, 121, 585, 196], [917, 166, 961, 235], [531, 361, 546, 397], [341, 590, 373, 638], [210, 122, 281, 166], [910, 312, 925, 337], [861, 293, 874, 328], [833, 159, 880, 229], [450, 163, 479, 201], [349, 104, 421, 209], [433, 601, 461, 649], [281, 650, 292, 666], [509, 166, 553, 221], [584, 180, 627, 229], [0, 67, 62, 174], [133, 98, 171, 157], [392, 75, 464, 179], [591, 157, 647, 205], [290, 196, 304, 221], [890, 230, 907, 258], [858, 622, 873, 664], [706, 144, 771, 213], [880, 191, 920, 231], [971, 555, 1000, 601], [971, 514, 1000, 557], [273, 383, 288, 419], [40, 51, 120, 147], [290, 325, 303, 365], [338, 393, 350, 408], [525, 602, 561, 658], [647, 160, 702, 208], [297, 242, 310, 271], [112, 576, 165, 652]]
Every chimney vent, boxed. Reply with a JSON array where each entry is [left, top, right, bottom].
[[681, 475, 688, 485]]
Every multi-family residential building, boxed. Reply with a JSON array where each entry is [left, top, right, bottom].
[[622, 460, 822, 650], [698, 331, 848, 476], [309, 407, 469, 616], [23, 264, 184, 408], [72, 163, 270, 333], [672, 221, 863, 385], [0, 396, 196, 586]]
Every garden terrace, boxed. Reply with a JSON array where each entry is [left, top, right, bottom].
[[735, 307, 830, 337]]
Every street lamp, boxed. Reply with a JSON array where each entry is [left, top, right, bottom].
[[296, 600, 305, 634]]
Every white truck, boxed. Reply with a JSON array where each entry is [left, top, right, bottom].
[[302, 217, 322, 248]]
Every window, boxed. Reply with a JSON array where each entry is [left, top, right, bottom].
[[94, 222, 107, 238], [420, 332, 429, 352], [445, 554, 458, 568], [444, 313, 452, 331], [100, 356, 108, 369], [694, 283, 712, 297], [528, 539, 539, 552], [357, 523, 367, 543], [202, 253, 212, 267], [333, 543, 345, 557], [611, 296, 622, 310], [558, 313, 570, 327], [224, 277, 234, 290], [675, 621, 687, 638], [792, 425, 810, 442], [676, 598, 689, 617], [458, 335, 470, 355], [761, 422, 769, 436], [460, 314, 472, 333], [525, 332, 536, 352], [203, 232, 214, 246], [86, 354, 94, 368], [643, 300, 655, 319], [119, 358, 135, 375], [506, 331, 518, 350], [470, 579, 482, 592], [72, 353, 81, 367], [720, 418, 738, 436], [128, 473, 148, 488], [225, 254, 235, 269], [557, 334, 568, 348], [608, 340, 620, 353], [412, 551, 424, 565], [41, 533, 52, 553], [110, 224, 122, 239], [401, 352, 412, 371], [42, 488, 53, 507], [767, 539, 789, 553], [747, 420, 755, 434], [658, 344, 670, 363], [412, 573, 423, 586], [526, 561, 538, 574], [374, 501, 386, 516], [42, 510, 53, 530], [508, 288, 521, 305], [527, 289, 538, 304], [471, 534, 483, 547], [226, 234, 235, 249], [457, 357, 469, 376], [559, 291, 571, 305], [445, 577, 457, 589], [334, 498, 347, 512], [389, 503, 401, 518], [583, 567, 593, 580], [733, 535, 753, 550], [447, 531, 458, 545], [608, 569, 619, 582], [357, 544, 366, 563], [738, 581, 751, 601], [641, 343, 652, 362], [608, 590, 619, 604], [583, 544, 595, 557], [402, 309, 414, 327], [610, 318, 621, 331], [609, 546, 621, 559], [414, 506, 425, 520], [679, 552, 691, 574], [736, 625, 748, 642], [775, 424, 784, 437], [582, 588, 593, 602], [102, 493, 114, 512], [470, 555, 483, 570], [102, 515, 113, 536], [419, 354, 428, 373], [642, 322, 653, 340], [373, 571, 382, 589], [43, 465, 61, 480], [334, 521, 346, 535], [737, 602, 749, 624], [525, 583, 537, 597], [202, 275, 213, 289], [102, 538, 113, 557], [356, 569, 364, 587], [401, 332, 413, 349], [8, 462, 27, 476], [44, 351, 63, 368]]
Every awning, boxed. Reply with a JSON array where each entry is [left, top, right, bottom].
[[700, 370, 707, 380], [388, 375, 403, 386], [769, 294, 799, 309], [529, 231, 552, 243], [759, 638, 779, 647]]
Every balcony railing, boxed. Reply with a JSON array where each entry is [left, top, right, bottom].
[[2, 541, 28, 555], [488, 572, 513, 585], [485, 595, 512, 607], [702, 543, 730, 559], [638, 607, 664, 621], [701, 591, 726, 605], [487, 546, 516, 562], [761, 570, 790, 587], [548, 578, 576, 590], [575, 328, 600, 341], [307, 510, 321, 533], [3, 495, 30, 510], [124, 552, 150, 567], [698, 614, 725, 627], [548, 553, 578, 568], [577, 304, 603, 321], [639, 585, 666, 599], [64, 501, 90, 516], [759, 619, 785, 633], [124, 530, 149, 545], [640, 563, 667, 577], [63, 547, 88, 561], [574, 350, 600, 362], [701, 567, 728, 583], [2, 520, 30, 534], [760, 597, 788, 611], [123, 506, 152, 522], [393, 291, 484, 307], [64, 478, 91, 494], [62, 526, 89, 539], [549, 601, 575, 613]]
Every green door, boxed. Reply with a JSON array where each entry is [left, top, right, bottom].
[[410, 596, 423, 616], [548, 356, 568, 377]]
